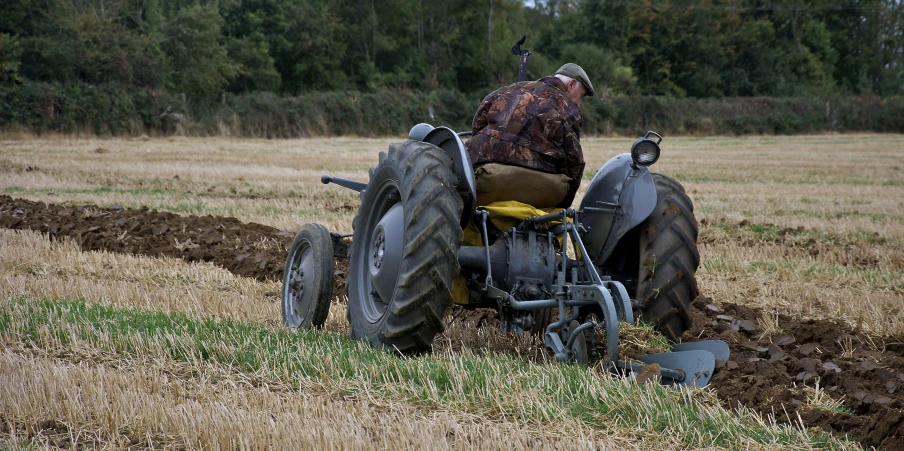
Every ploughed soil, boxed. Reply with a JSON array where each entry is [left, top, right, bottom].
[[1, 194, 902, 450], [0, 195, 348, 294], [687, 300, 904, 450]]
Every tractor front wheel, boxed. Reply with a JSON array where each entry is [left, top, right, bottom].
[[282, 223, 334, 329], [347, 140, 463, 352]]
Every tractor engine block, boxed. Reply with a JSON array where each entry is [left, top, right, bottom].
[[458, 228, 557, 296]]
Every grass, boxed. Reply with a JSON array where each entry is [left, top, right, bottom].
[[0, 352, 615, 451], [0, 295, 858, 450], [801, 381, 854, 416], [3, 134, 902, 235], [0, 229, 282, 325], [2, 133, 903, 447], [0, 136, 379, 232]]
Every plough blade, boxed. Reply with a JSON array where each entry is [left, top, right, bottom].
[[635, 350, 717, 388], [672, 339, 730, 362]]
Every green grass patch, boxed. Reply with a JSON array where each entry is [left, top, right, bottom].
[[0, 295, 855, 449], [681, 176, 903, 187], [151, 201, 348, 220], [0, 186, 176, 197], [740, 259, 903, 291], [710, 220, 891, 246]]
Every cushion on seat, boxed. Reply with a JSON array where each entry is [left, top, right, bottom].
[[474, 163, 571, 208]]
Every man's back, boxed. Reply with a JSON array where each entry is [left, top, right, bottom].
[[467, 76, 585, 208]]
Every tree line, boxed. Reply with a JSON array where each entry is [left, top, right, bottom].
[[1, 0, 902, 100]]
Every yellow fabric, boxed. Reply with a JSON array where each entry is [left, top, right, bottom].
[[462, 200, 564, 246], [453, 201, 570, 305], [452, 276, 471, 305]]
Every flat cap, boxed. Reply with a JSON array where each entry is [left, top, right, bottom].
[[555, 63, 595, 97]]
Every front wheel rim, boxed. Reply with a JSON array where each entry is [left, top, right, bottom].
[[283, 242, 315, 327]]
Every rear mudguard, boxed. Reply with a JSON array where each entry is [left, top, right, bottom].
[[413, 124, 477, 228], [579, 154, 657, 266]]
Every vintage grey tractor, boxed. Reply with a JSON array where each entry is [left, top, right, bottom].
[[281, 124, 729, 387]]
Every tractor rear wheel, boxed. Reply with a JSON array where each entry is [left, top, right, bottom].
[[634, 174, 700, 342], [347, 140, 463, 352]]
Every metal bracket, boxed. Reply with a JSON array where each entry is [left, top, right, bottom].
[[468, 281, 511, 309], [321, 174, 367, 192], [511, 36, 531, 82], [476, 210, 493, 286], [330, 233, 350, 259]]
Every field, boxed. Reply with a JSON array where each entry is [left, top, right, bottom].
[[1, 134, 903, 449]]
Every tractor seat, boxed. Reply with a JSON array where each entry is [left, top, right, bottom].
[[474, 163, 571, 208]]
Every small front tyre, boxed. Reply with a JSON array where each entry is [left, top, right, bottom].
[[282, 223, 335, 329]]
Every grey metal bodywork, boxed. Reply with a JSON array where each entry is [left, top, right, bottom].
[[578, 153, 657, 267], [457, 228, 557, 292]]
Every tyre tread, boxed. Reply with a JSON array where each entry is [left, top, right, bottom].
[[635, 173, 700, 341], [348, 140, 463, 352]]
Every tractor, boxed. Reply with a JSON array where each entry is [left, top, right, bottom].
[[281, 38, 728, 387], [282, 126, 728, 387]]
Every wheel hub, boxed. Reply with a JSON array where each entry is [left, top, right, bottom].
[[291, 268, 305, 299], [366, 203, 405, 313], [371, 232, 386, 270]]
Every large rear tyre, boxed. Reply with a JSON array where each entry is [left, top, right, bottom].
[[347, 140, 463, 352], [282, 223, 334, 329], [635, 174, 700, 342]]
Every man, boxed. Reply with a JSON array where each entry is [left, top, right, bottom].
[[467, 63, 594, 208]]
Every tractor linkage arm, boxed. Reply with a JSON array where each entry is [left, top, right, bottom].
[[321, 174, 367, 192]]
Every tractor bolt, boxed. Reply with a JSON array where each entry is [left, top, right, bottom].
[[372, 233, 386, 270]]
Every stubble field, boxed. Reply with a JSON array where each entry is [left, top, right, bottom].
[[1, 134, 902, 450]]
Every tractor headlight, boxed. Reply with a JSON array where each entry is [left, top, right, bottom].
[[630, 131, 663, 167]]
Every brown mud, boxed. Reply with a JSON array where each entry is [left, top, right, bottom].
[[688, 299, 904, 450], [1, 195, 901, 449], [0, 195, 348, 295]]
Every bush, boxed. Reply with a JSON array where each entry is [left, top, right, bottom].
[[1, 80, 901, 137]]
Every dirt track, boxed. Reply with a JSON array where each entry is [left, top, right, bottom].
[[1, 194, 902, 450]]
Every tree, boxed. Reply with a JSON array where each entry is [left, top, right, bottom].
[[162, 3, 237, 97], [225, 34, 280, 93], [0, 33, 22, 84], [223, 0, 346, 94]]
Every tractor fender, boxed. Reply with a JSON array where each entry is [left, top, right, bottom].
[[412, 124, 477, 228], [579, 153, 657, 266]]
